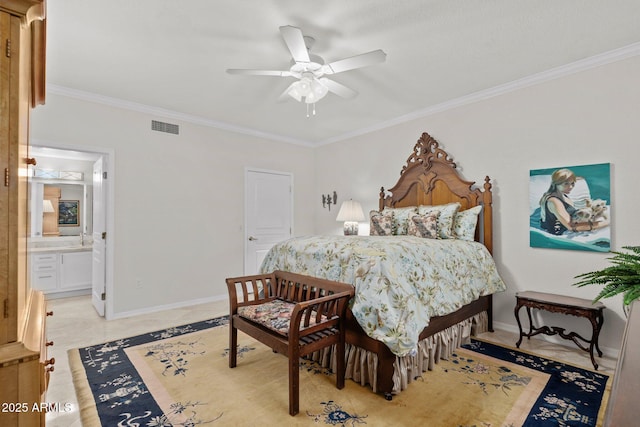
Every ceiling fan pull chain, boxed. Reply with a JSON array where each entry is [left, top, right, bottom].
[[313, 103, 316, 116], [306, 103, 310, 118]]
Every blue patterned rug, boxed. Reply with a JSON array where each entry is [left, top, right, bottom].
[[69, 316, 611, 426], [463, 339, 610, 426]]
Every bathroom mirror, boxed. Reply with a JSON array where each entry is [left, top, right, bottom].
[[31, 182, 92, 237]]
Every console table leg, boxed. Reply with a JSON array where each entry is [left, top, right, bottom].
[[525, 306, 533, 338], [514, 303, 524, 348], [589, 310, 605, 362], [589, 342, 599, 370]]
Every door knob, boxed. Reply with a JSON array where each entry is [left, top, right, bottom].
[[248, 236, 258, 241]]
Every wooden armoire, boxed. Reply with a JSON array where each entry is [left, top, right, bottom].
[[0, 1, 49, 426]]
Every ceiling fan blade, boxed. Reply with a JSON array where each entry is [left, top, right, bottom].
[[319, 78, 358, 99], [279, 25, 310, 63], [323, 49, 387, 74], [226, 69, 293, 77]]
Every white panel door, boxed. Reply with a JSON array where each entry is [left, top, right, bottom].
[[244, 169, 293, 275], [92, 157, 107, 316]]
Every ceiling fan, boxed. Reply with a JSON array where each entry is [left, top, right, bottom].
[[226, 26, 386, 115]]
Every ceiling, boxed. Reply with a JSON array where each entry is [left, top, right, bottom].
[[45, 0, 640, 146]]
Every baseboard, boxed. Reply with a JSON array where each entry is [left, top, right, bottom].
[[110, 293, 228, 320], [43, 288, 92, 300]]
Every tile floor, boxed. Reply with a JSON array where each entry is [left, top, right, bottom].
[[43, 295, 617, 427]]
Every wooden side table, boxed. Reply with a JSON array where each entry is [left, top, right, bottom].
[[514, 291, 605, 370]]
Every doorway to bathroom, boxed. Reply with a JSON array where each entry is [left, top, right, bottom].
[[29, 142, 114, 319]]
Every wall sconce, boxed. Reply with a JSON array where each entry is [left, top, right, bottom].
[[322, 191, 338, 210], [336, 199, 365, 235]]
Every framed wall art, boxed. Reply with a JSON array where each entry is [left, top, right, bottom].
[[529, 163, 610, 252], [58, 200, 80, 226]]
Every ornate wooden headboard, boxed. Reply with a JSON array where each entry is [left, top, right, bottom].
[[379, 132, 494, 253]]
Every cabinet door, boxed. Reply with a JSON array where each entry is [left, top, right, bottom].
[[0, 11, 12, 344], [59, 252, 92, 289], [0, 9, 25, 345]]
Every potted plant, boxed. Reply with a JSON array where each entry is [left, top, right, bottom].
[[574, 246, 640, 313]]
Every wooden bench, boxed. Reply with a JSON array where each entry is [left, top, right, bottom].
[[514, 291, 605, 369], [226, 270, 354, 416]]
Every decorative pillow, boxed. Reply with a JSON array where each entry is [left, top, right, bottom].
[[238, 299, 325, 336], [407, 212, 440, 239], [452, 205, 483, 241], [417, 202, 461, 239], [369, 210, 394, 236], [381, 207, 418, 235]]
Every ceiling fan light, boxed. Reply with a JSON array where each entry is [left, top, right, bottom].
[[311, 79, 328, 97], [287, 84, 303, 102], [304, 79, 328, 104], [297, 77, 312, 96]]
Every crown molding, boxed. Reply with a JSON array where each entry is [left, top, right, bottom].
[[317, 42, 640, 146], [45, 85, 315, 147], [47, 42, 640, 148]]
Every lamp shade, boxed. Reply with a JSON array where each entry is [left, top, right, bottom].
[[336, 200, 365, 222], [43, 199, 55, 213]]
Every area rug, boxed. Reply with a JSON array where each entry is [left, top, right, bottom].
[[69, 316, 611, 426]]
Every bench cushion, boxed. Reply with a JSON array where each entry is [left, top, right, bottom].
[[238, 299, 326, 336]]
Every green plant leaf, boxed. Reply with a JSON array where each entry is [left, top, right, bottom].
[[573, 246, 640, 304]]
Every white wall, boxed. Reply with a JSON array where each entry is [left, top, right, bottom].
[[30, 95, 316, 317], [30, 55, 639, 353], [315, 55, 640, 352]]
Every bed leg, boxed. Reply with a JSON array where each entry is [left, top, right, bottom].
[[376, 346, 396, 401]]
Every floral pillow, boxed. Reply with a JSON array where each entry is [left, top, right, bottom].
[[417, 202, 461, 239], [369, 210, 394, 236], [407, 212, 440, 239], [381, 207, 418, 235], [452, 205, 483, 241]]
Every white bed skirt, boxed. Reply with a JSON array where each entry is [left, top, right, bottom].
[[310, 311, 488, 394]]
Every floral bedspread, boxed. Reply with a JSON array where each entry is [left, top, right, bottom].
[[260, 235, 506, 357]]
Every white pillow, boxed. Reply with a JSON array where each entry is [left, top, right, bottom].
[[452, 205, 483, 241]]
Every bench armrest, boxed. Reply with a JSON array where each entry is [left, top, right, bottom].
[[226, 273, 277, 314], [289, 289, 354, 340]]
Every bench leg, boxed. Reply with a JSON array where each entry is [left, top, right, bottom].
[[336, 338, 345, 389], [289, 350, 300, 416], [229, 320, 238, 369]]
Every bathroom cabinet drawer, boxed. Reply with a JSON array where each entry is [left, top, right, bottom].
[[32, 272, 57, 290], [33, 262, 57, 272], [33, 253, 58, 263]]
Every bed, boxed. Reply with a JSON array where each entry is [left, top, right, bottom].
[[260, 131, 506, 399]]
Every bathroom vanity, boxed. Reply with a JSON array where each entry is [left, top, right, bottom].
[[30, 241, 92, 298]]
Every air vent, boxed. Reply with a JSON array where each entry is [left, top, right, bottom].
[[151, 120, 179, 135]]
